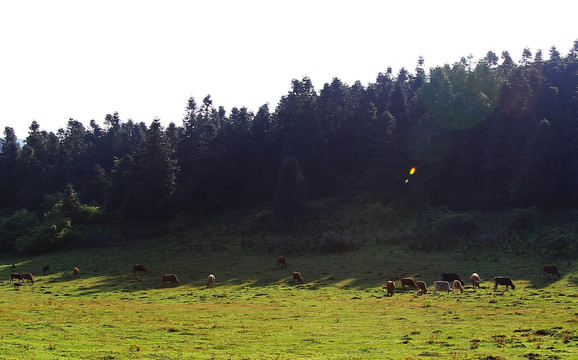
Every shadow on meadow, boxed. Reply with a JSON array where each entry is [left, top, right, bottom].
[[2, 243, 576, 298]]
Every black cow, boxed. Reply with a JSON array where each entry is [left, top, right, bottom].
[[494, 276, 515, 290], [133, 264, 147, 275], [542, 265, 561, 279], [401, 278, 417, 289], [442, 273, 464, 286]]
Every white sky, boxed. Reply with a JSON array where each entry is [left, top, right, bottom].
[[1, 0, 576, 138]]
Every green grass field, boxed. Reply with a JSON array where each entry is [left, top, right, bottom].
[[1, 238, 576, 359]]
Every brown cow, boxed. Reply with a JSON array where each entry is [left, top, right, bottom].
[[385, 281, 395, 296], [133, 264, 147, 275], [401, 278, 417, 289], [207, 274, 215, 288], [21, 273, 35, 284], [416, 281, 427, 294], [452, 280, 464, 294], [292, 272, 304, 284], [162, 274, 180, 286], [10, 273, 22, 283], [73, 267, 79, 277], [542, 265, 561, 279], [276, 256, 288, 268], [43, 265, 50, 275]]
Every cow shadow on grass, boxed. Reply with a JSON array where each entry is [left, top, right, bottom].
[[3, 250, 576, 297]]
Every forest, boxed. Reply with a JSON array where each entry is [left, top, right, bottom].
[[1, 42, 577, 255]]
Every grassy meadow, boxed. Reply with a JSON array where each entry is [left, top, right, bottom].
[[1, 237, 577, 359]]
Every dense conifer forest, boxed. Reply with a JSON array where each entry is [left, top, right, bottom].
[[1, 43, 577, 255]]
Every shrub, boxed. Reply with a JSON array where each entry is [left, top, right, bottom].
[[12, 220, 64, 254], [507, 207, 541, 230], [533, 226, 577, 257], [421, 206, 479, 249], [362, 202, 399, 228], [250, 209, 274, 227], [73, 205, 102, 225], [0, 210, 39, 250], [427, 207, 477, 237]]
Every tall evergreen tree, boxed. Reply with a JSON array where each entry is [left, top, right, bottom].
[[111, 119, 178, 220], [0, 127, 22, 212], [19, 122, 60, 210], [245, 104, 278, 205], [275, 77, 334, 197]]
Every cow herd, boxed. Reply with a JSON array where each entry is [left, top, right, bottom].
[[382, 265, 562, 296], [10, 265, 79, 289], [6, 259, 562, 295]]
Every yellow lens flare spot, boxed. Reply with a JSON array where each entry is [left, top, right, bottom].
[[405, 179, 409, 184], [409, 167, 416, 175]]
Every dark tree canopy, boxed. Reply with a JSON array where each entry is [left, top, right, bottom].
[[1, 41, 577, 252], [273, 157, 308, 223]]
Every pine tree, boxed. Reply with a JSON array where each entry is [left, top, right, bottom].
[[0, 127, 22, 212], [112, 119, 179, 220]]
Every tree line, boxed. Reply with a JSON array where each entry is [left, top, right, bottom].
[[1, 42, 577, 253]]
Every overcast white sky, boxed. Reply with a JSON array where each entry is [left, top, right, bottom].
[[1, 0, 576, 138]]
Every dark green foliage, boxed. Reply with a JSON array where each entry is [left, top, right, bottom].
[[0, 127, 22, 212], [273, 157, 308, 224], [109, 119, 178, 220], [421, 62, 501, 130], [1, 42, 577, 254], [0, 209, 39, 250], [507, 207, 541, 230], [422, 206, 479, 250]]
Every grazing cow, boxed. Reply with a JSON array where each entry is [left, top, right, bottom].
[[21, 273, 35, 284], [452, 280, 464, 294], [434, 281, 451, 294], [470, 273, 481, 289], [207, 274, 215, 288], [542, 265, 561, 279], [292, 272, 304, 284], [400, 278, 417, 289], [386, 281, 396, 296], [43, 265, 50, 275], [494, 276, 515, 290], [133, 264, 147, 275], [162, 274, 180, 286], [442, 273, 464, 286], [276, 256, 288, 268], [10, 273, 22, 283], [73, 267, 79, 277], [416, 281, 428, 294]]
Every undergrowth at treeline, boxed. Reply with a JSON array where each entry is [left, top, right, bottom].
[[2, 192, 578, 260]]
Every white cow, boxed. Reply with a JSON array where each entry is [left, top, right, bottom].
[[434, 280, 451, 294], [470, 273, 481, 289]]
